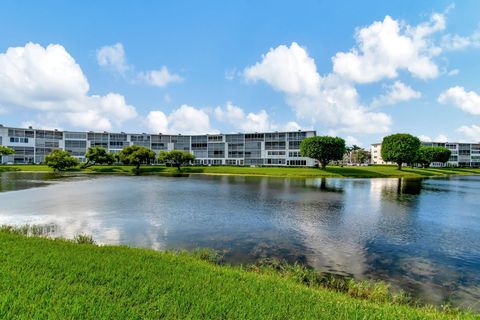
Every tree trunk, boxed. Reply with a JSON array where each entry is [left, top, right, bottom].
[[397, 162, 402, 170], [321, 161, 327, 170]]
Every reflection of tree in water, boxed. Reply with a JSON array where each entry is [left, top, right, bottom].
[[304, 178, 344, 193], [380, 178, 422, 205], [0, 172, 62, 192]]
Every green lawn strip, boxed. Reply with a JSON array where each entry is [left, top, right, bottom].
[[2, 164, 480, 178], [0, 232, 473, 319]]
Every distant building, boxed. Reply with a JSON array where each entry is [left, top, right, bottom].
[[0, 124, 317, 167], [370, 141, 480, 167], [370, 143, 390, 165]]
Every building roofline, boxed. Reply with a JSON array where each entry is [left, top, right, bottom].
[[0, 124, 316, 136]]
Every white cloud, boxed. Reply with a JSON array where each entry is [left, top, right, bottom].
[[244, 42, 321, 96], [345, 136, 363, 147], [332, 13, 444, 83], [244, 44, 392, 134], [371, 81, 421, 108], [0, 42, 137, 131], [138, 66, 183, 88], [96, 43, 130, 74], [434, 134, 448, 142], [214, 101, 301, 132], [97, 43, 183, 88], [418, 134, 448, 142], [457, 125, 480, 141], [419, 135, 432, 142], [441, 31, 480, 51], [447, 69, 459, 76], [145, 111, 169, 134], [146, 105, 215, 135], [438, 86, 480, 115]]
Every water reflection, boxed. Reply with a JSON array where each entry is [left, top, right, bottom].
[[0, 173, 479, 309]]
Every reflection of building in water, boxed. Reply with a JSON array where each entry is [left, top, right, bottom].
[[371, 141, 480, 167]]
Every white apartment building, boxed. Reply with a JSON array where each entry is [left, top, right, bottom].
[[0, 124, 317, 167]]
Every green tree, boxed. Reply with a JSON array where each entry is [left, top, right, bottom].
[[300, 136, 346, 169], [83, 147, 116, 167], [433, 147, 452, 164], [0, 146, 15, 163], [381, 134, 421, 170], [417, 146, 436, 168], [44, 150, 79, 171], [118, 145, 156, 174], [417, 146, 452, 168], [158, 150, 195, 170]]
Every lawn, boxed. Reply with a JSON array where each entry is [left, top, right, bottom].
[[0, 231, 475, 319], [2, 164, 480, 178]]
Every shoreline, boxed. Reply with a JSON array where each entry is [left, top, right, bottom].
[[0, 228, 475, 319], [2, 164, 480, 179]]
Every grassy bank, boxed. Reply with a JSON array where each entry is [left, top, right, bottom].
[[2, 164, 480, 178], [0, 230, 475, 319]]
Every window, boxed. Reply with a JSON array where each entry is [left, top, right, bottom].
[[226, 134, 244, 143], [65, 140, 86, 148], [265, 133, 286, 141], [289, 141, 301, 149], [265, 141, 286, 150], [208, 135, 223, 142], [110, 141, 127, 148], [288, 132, 306, 140], [109, 133, 127, 141], [65, 132, 87, 139], [9, 137, 29, 143], [245, 159, 264, 165], [287, 160, 307, 166], [245, 133, 264, 141], [288, 151, 301, 157], [208, 143, 225, 158], [267, 151, 285, 156], [266, 158, 285, 165]]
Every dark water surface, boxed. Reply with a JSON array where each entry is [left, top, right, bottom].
[[1, 172, 479, 309]]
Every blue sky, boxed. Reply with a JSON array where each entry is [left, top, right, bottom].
[[0, 1, 479, 146]]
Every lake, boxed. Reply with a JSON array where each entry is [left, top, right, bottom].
[[0, 171, 479, 309]]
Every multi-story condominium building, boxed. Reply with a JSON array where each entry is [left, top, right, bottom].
[[371, 141, 480, 167], [0, 124, 317, 166]]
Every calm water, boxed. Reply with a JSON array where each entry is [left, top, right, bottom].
[[1, 172, 479, 309]]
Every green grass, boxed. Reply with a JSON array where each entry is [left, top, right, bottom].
[[2, 163, 480, 178], [0, 231, 475, 319]]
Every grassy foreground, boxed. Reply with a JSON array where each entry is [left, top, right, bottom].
[[2, 164, 480, 178], [0, 231, 476, 319]]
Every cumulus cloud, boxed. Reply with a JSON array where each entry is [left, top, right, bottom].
[[0, 42, 137, 131], [457, 125, 480, 141], [371, 81, 421, 108], [138, 66, 183, 88], [244, 42, 321, 96], [419, 134, 448, 142], [96, 43, 130, 74], [244, 43, 392, 134], [146, 105, 215, 135], [214, 101, 301, 132], [332, 13, 444, 83], [438, 86, 480, 115]]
